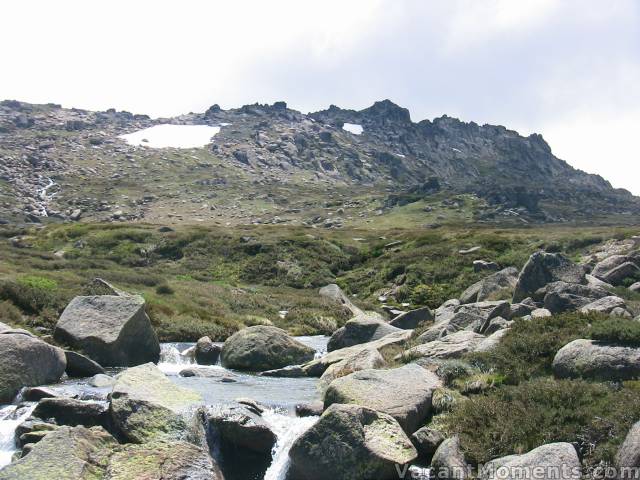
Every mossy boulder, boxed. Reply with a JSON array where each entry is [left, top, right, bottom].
[[109, 363, 203, 443], [220, 325, 315, 371], [288, 404, 417, 480]]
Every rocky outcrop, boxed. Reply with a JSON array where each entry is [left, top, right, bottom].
[[418, 301, 509, 342], [205, 403, 276, 455], [460, 267, 519, 304], [53, 295, 160, 367], [324, 363, 441, 434], [411, 426, 445, 461], [195, 336, 221, 365], [552, 339, 640, 381], [481, 443, 581, 480], [579, 296, 628, 315], [220, 325, 315, 371], [288, 404, 417, 480], [0, 332, 66, 402], [389, 306, 433, 329], [513, 252, 587, 302], [109, 363, 203, 443], [616, 421, 640, 473], [319, 283, 362, 316], [327, 314, 400, 351], [404, 331, 487, 360], [592, 255, 640, 286], [542, 281, 608, 314]]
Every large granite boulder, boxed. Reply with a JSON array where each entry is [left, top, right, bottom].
[[542, 281, 608, 314], [579, 296, 628, 315], [64, 350, 105, 378], [418, 301, 509, 342], [205, 403, 276, 455], [195, 336, 221, 365], [302, 330, 412, 377], [288, 404, 417, 480], [411, 426, 445, 461], [221, 325, 315, 371], [389, 306, 434, 329], [616, 421, 640, 472], [109, 363, 203, 443], [460, 267, 519, 304], [481, 443, 580, 480], [0, 332, 66, 402], [53, 295, 160, 367], [552, 339, 640, 381], [106, 440, 224, 480], [327, 314, 399, 351], [319, 347, 387, 391], [592, 255, 640, 286], [319, 283, 362, 316], [404, 331, 487, 361], [431, 436, 469, 480], [32, 397, 110, 429], [513, 252, 586, 302], [0, 426, 116, 480], [324, 363, 442, 434]]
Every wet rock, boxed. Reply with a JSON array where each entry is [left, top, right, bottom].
[[54, 295, 160, 367], [21, 386, 60, 402], [179, 368, 237, 382], [295, 401, 323, 417], [89, 373, 115, 388], [258, 365, 306, 377], [195, 336, 221, 365], [221, 325, 315, 371], [324, 363, 441, 434], [288, 404, 417, 480], [205, 403, 276, 455], [0, 333, 66, 403], [32, 397, 110, 429]]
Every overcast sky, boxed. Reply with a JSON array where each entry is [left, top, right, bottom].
[[1, 0, 638, 194]]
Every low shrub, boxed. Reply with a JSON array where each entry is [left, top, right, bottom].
[[591, 317, 640, 346]]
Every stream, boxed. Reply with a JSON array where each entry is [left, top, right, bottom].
[[0, 336, 328, 478]]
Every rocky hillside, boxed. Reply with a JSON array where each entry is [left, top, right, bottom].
[[1, 99, 638, 226]]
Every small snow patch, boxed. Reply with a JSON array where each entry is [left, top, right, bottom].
[[342, 123, 363, 135], [120, 124, 221, 149]]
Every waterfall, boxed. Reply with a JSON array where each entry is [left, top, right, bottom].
[[0, 403, 36, 468], [262, 409, 318, 480], [157, 343, 197, 374]]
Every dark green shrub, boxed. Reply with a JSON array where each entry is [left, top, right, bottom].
[[155, 283, 175, 295], [443, 378, 640, 467], [591, 317, 640, 346]]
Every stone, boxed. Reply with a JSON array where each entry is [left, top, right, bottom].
[[404, 331, 486, 360], [616, 421, 640, 472], [0, 426, 116, 480], [460, 267, 519, 304], [295, 401, 324, 417], [221, 325, 315, 371], [89, 374, 115, 388], [64, 350, 105, 377], [205, 403, 276, 455], [53, 295, 160, 367], [473, 260, 499, 272], [288, 404, 417, 480], [475, 329, 510, 352], [389, 306, 434, 329], [302, 330, 412, 377], [586, 274, 613, 291], [327, 313, 399, 351], [513, 252, 587, 302], [431, 436, 470, 480], [319, 283, 363, 316], [32, 397, 110, 429], [629, 282, 640, 293], [592, 255, 640, 286], [481, 443, 580, 480], [553, 339, 640, 381], [0, 333, 66, 403], [483, 317, 512, 335], [579, 296, 628, 315], [531, 308, 552, 318], [195, 336, 221, 365], [411, 426, 445, 460], [542, 281, 608, 313], [258, 365, 306, 378], [319, 347, 387, 391], [324, 363, 442, 434], [109, 363, 203, 443], [21, 386, 60, 402]]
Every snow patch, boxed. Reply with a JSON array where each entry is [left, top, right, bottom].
[[342, 123, 363, 135], [120, 124, 221, 149]]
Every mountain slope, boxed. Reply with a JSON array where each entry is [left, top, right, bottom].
[[0, 99, 637, 226]]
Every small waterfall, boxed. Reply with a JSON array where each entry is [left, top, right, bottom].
[[0, 403, 36, 468], [262, 410, 318, 480], [157, 343, 197, 374]]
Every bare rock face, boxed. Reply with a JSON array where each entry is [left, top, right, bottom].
[[592, 255, 640, 286], [0, 332, 66, 402], [324, 363, 442, 434], [220, 325, 315, 371], [288, 404, 417, 480], [431, 436, 470, 480], [389, 306, 434, 329], [319, 283, 363, 316], [616, 421, 640, 472], [327, 314, 401, 351], [53, 295, 160, 367], [513, 252, 587, 303], [552, 339, 640, 381], [460, 267, 519, 304]]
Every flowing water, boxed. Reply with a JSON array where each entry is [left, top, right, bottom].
[[0, 336, 326, 477], [0, 404, 36, 468]]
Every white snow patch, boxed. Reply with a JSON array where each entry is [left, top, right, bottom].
[[120, 124, 221, 149], [342, 123, 363, 135]]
